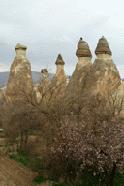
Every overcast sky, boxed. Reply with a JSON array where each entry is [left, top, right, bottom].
[[0, 0, 124, 77]]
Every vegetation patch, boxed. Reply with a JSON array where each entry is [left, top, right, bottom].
[[113, 172, 124, 186], [33, 175, 46, 185], [10, 152, 30, 166], [29, 156, 44, 172]]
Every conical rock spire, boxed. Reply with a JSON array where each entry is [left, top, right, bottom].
[[5, 43, 33, 102]]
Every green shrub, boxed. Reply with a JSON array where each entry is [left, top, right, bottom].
[[10, 151, 29, 166], [10, 152, 43, 171], [113, 172, 124, 186], [29, 157, 43, 172], [33, 175, 46, 185]]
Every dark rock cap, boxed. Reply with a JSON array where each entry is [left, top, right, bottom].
[[76, 38, 92, 58], [15, 43, 27, 50], [55, 54, 65, 65], [95, 36, 112, 55], [41, 69, 48, 73]]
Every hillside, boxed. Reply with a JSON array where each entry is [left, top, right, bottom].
[[0, 156, 36, 186]]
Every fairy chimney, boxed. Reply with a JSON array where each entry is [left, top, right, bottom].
[[83, 36, 121, 96], [41, 69, 49, 80], [15, 43, 27, 58], [5, 43, 33, 102], [41, 68, 50, 87], [64, 38, 93, 111], [55, 54, 65, 79], [42, 54, 67, 104]]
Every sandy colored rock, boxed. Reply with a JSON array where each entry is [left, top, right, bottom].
[[34, 69, 51, 103], [55, 54, 65, 65], [83, 37, 121, 97], [43, 54, 67, 104], [95, 36, 112, 56], [5, 43, 33, 102], [64, 38, 92, 109], [76, 38, 92, 57]]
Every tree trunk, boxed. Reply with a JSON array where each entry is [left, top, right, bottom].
[[24, 130, 28, 150], [107, 163, 116, 186], [19, 131, 24, 151]]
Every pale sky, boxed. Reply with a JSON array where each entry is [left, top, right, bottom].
[[0, 0, 124, 77]]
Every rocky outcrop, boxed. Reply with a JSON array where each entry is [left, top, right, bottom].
[[34, 69, 51, 103], [43, 54, 67, 104], [3, 37, 122, 109], [41, 69, 51, 94], [83, 37, 121, 97], [64, 38, 92, 108], [5, 43, 33, 102], [54, 54, 66, 82]]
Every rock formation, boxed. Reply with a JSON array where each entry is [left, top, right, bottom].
[[55, 54, 66, 81], [44, 54, 67, 104], [3, 37, 122, 109], [5, 43, 33, 102], [34, 69, 51, 103], [41, 69, 51, 92], [83, 36, 121, 97], [64, 38, 92, 108]]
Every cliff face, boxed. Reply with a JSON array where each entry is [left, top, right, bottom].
[[65, 59, 92, 101], [84, 57, 121, 96], [5, 44, 33, 102], [49, 71, 67, 102]]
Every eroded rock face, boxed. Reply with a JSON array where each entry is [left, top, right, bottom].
[[83, 37, 121, 97], [43, 54, 67, 104], [5, 44, 33, 102], [48, 75, 67, 102], [65, 57, 92, 98], [64, 38, 92, 108], [51, 54, 67, 99], [34, 69, 51, 103], [84, 58, 121, 96], [54, 54, 66, 82], [4, 38, 122, 108], [76, 37, 92, 58]]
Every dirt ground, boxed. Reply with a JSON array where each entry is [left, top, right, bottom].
[[0, 156, 36, 186]]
